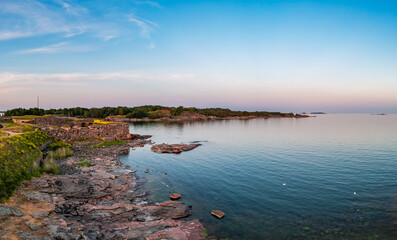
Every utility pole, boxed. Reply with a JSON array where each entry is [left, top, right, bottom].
[[37, 96, 39, 109]]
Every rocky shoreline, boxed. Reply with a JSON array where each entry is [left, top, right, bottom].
[[0, 136, 209, 239]]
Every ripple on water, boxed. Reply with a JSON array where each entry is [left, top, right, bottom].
[[120, 115, 397, 240]]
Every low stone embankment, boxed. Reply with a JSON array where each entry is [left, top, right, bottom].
[[42, 123, 130, 142]]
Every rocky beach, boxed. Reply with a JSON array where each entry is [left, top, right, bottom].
[[0, 131, 208, 239]]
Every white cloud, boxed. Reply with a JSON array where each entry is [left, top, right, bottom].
[[0, 0, 89, 40], [103, 35, 116, 41], [133, 1, 161, 8], [0, 72, 197, 91], [15, 41, 95, 54], [54, 0, 88, 15], [0, 31, 33, 40], [128, 13, 158, 39], [0, 0, 159, 52]]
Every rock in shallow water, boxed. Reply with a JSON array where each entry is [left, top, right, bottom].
[[170, 193, 182, 200], [151, 143, 201, 154], [211, 210, 225, 219]]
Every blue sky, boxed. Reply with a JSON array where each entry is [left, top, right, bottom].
[[0, 0, 396, 113]]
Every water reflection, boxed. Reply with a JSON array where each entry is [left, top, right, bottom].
[[120, 114, 397, 239]]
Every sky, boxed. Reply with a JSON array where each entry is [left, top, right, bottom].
[[0, 0, 396, 113]]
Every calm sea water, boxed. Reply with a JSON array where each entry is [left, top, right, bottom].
[[120, 114, 397, 240]]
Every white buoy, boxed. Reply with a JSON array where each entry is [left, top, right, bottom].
[[354, 192, 357, 195], [283, 183, 286, 186]]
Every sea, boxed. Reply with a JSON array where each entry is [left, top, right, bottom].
[[119, 114, 397, 240]]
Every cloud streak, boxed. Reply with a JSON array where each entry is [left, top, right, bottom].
[[0, 0, 89, 40], [15, 41, 95, 54], [133, 1, 161, 8], [0, 0, 158, 48], [128, 14, 158, 39], [54, 0, 88, 15]]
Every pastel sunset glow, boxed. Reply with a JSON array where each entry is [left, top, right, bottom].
[[1, 0, 396, 113]]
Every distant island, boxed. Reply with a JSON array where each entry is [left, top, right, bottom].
[[4, 106, 309, 121], [310, 112, 326, 114]]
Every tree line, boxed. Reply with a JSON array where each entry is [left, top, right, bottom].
[[4, 105, 290, 119]]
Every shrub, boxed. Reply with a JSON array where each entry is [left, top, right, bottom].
[[93, 119, 113, 125], [78, 160, 91, 167], [0, 130, 50, 202], [51, 147, 74, 160], [42, 155, 60, 175], [42, 147, 73, 175], [49, 140, 72, 151]]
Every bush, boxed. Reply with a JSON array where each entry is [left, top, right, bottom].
[[49, 140, 72, 151], [42, 155, 60, 174], [50, 147, 74, 160], [0, 130, 50, 202], [42, 147, 73, 175]]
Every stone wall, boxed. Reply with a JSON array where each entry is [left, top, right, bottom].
[[33, 116, 93, 127], [41, 123, 130, 142], [12, 119, 33, 124]]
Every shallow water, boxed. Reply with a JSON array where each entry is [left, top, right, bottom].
[[120, 114, 397, 239]]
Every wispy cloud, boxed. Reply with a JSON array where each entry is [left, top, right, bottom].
[[0, 72, 196, 89], [0, 0, 159, 52], [128, 13, 158, 39], [0, 0, 88, 40], [0, 31, 33, 40], [103, 35, 116, 41], [14, 41, 94, 54], [133, 1, 161, 8], [54, 0, 88, 15]]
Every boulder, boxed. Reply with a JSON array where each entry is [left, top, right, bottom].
[[211, 210, 225, 219], [151, 143, 201, 154], [170, 193, 182, 200]]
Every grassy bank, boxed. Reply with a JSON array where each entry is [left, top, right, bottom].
[[0, 130, 51, 202]]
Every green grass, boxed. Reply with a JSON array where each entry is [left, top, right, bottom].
[[42, 147, 73, 174], [2, 123, 36, 133], [48, 140, 72, 151], [71, 137, 104, 143], [78, 160, 91, 167], [42, 156, 60, 175], [0, 130, 50, 202], [48, 147, 73, 160], [92, 140, 125, 149], [0, 130, 9, 138], [12, 115, 52, 120]]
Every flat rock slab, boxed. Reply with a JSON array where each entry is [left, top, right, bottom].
[[211, 210, 225, 219], [170, 193, 182, 200], [0, 206, 23, 217], [151, 143, 201, 154]]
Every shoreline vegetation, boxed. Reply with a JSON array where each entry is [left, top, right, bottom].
[[4, 105, 309, 121]]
